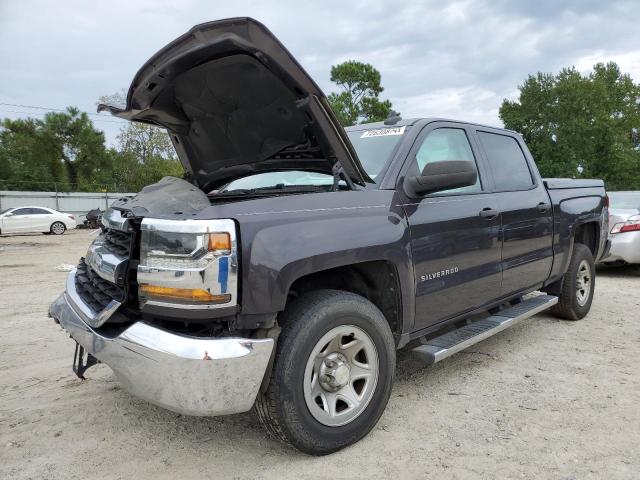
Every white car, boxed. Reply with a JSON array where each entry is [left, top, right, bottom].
[[601, 191, 640, 265], [0, 206, 77, 235]]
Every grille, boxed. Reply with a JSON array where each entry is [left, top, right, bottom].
[[75, 258, 125, 312], [102, 229, 132, 257]]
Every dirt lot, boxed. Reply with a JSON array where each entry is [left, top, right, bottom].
[[1, 230, 639, 479]]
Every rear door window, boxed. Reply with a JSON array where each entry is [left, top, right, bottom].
[[28, 208, 51, 214], [477, 132, 534, 191]]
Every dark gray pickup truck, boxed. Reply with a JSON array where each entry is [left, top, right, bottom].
[[49, 18, 609, 455]]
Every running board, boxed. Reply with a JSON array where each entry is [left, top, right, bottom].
[[412, 294, 558, 364]]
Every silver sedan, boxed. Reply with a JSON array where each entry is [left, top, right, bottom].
[[601, 191, 640, 265]]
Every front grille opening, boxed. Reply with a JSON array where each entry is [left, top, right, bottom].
[[103, 229, 132, 258], [75, 258, 125, 312]]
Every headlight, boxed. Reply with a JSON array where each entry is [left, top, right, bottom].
[[141, 230, 231, 269], [137, 218, 237, 308]]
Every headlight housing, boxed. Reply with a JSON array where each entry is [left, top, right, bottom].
[[137, 218, 237, 309]]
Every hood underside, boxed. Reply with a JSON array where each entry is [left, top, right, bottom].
[[98, 17, 370, 192]]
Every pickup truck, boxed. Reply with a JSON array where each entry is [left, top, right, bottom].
[[49, 18, 609, 455]]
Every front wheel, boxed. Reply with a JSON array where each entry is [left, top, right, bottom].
[[50, 222, 66, 235], [551, 243, 595, 320], [255, 290, 396, 455]]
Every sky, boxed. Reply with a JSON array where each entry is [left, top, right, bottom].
[[1, 0, 639, 146]]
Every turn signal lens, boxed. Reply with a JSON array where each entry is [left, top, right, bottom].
[[140, 284, 231, 303], [208, 232, 231, 252]]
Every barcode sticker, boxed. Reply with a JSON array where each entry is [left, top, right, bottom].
[[360, 126, 406, 138]]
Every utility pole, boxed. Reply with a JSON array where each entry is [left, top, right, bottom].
[[54, 183, 60, 210]]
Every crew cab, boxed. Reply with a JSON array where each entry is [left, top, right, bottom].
[[49, 18, 609, 455]]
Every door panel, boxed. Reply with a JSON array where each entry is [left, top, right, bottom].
[[1, 215, 19, 233], [398, 123, 503, 331], [4, 209, 31, 233], [28, 208, 53, 231], [495, 189, 554, 294], [405, 195, 502, 330], [475, 130, 553, 294]]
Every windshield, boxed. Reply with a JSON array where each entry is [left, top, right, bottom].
[[347, 126, 406, 180], [0, 208, 13, 215], [221, 171, 333, 192], [219, 126, 406, 193], [609, 192, 640, 210]]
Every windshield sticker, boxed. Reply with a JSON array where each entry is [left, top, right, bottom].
[[360, 126, 406, 138]]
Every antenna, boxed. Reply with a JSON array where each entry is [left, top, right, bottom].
[[384, 110, 402, 125]]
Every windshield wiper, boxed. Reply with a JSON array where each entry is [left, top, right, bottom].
[[213, 184, 328, 197]]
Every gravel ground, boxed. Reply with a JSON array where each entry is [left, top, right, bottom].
[[1, 230, 639, 480]]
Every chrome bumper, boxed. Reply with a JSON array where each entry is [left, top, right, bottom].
[[49, 271, 274, 416]]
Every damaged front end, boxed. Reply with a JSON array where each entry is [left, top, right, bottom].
[[50, 291, 273, 415], [49, 178, 274, 415]]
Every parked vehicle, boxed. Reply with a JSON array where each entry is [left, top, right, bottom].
[[0, 206, 76, 235], [49, 18, 609, 455], [600, 191, 640, 265], [83, 208, 103, 229]]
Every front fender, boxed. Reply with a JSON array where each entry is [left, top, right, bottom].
[[248, 214, 410, 309], [215, 190, 415, 333]]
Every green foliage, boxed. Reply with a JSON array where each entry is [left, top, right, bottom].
[[0, 108, 110, 191], [107, 149, 183, 192], [500, 62, 640, 190], [99, 90, 177, 164], [327, 60, 395, 126], [0, 95, 184, 192]]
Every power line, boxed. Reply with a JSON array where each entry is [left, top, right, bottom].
[[0, 102, 128, 122], [0, 108, 126, 124]]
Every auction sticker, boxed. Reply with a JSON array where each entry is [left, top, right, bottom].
[[360, 126, 406, 138]]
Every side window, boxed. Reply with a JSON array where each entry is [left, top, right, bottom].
[[28, 208, 50, 215], [477, 132, 534, 191], [411, 127, 481, 194], [11, 208, 30, 215]]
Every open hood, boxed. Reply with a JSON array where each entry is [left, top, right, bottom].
[[98, 17, 371, 191]]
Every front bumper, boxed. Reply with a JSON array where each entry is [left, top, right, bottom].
[[49, 271, 274, 416]]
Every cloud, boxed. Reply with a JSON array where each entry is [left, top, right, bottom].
[[0, 0, 638, 145]]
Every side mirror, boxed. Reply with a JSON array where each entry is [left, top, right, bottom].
[[404, 160, 477, 197], [4, 212, 13, 217]]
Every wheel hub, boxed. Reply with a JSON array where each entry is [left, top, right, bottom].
[[303, 325, 379, 427], [319, 353, 351, 391]]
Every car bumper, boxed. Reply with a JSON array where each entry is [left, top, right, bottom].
[[601, 231, 640, 264], [49, 271, 274, 416]]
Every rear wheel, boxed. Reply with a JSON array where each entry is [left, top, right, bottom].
[[50, 222, 66, 235], [551, 243, 595, 320], [255, 290, 395, 455]]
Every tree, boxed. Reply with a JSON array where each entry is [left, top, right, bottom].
[[99, 90, 177, 163], [97, 90, 184, 191], [500, 62, 640, 190], [327, 61, 395, 126], [0, 108, 109, 191]]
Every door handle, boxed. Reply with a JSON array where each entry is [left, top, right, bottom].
[[536, 202, 550, 213], [479, 208, 499, 220]]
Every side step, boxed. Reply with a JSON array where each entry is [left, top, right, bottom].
[[412, 294, 558, 364]]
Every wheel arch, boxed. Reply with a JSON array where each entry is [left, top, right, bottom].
[[285, 260, 404, 341]]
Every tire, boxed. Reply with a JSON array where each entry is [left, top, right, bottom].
[[550, 243, 595, 320], [50, 222, 66, 235], [255, 290, 396, 455]]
